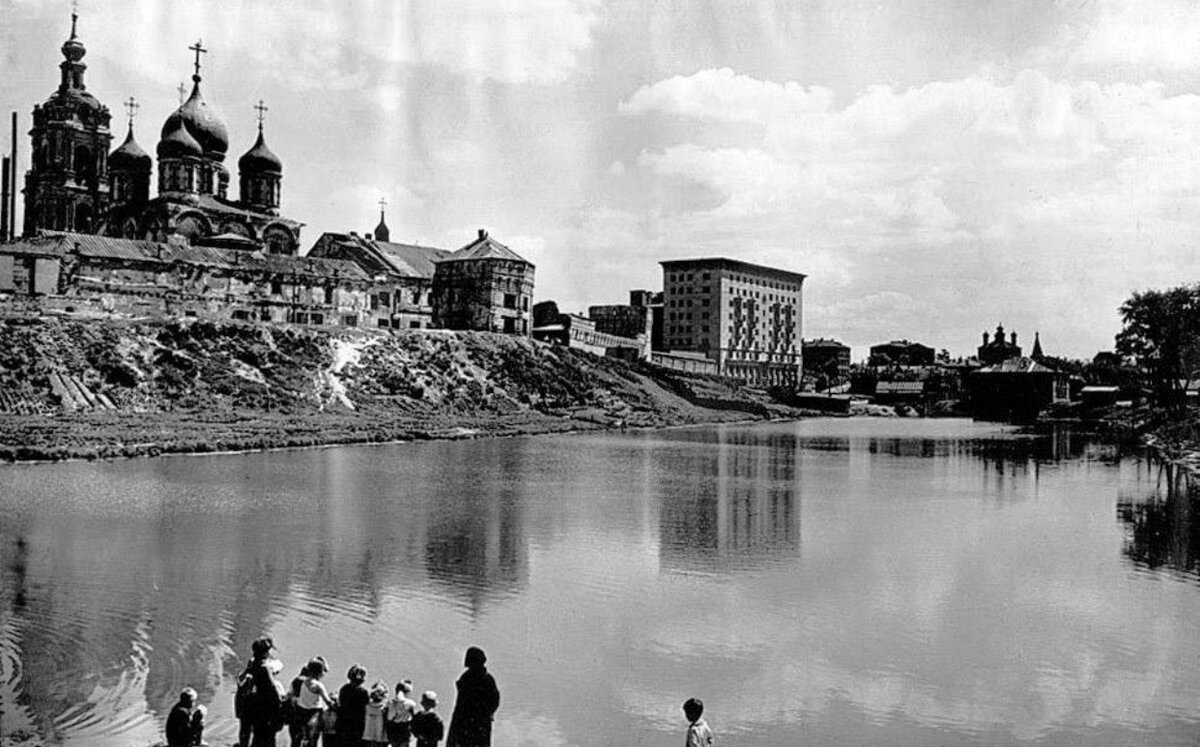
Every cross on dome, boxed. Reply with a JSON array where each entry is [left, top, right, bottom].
[[188, 39, 207, 80], [254, 100, 269, 131], [176, 82, 187, 105], [124, 96, 139, 130], [70, 0, 79, 39]]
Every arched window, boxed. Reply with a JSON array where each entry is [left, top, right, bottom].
[[73, 145, 94, 182], [175, 215, 207, 239], [74, 203, 92, 232]]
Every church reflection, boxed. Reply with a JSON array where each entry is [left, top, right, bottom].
[[1117, 462, 1200, 579], [656, 428, 800, 572]]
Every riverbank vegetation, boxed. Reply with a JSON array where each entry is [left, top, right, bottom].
[[0, 318, 802, 463]]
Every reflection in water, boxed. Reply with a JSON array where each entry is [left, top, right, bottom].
[[2, 419, 1200, 747], [1118, 462, 1200, 580], [658, 429, 799, 572]]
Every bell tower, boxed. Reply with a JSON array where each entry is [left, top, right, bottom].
[[23, 8, 112, 235]]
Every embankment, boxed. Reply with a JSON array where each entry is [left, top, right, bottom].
[[0, 318, 801, 462]]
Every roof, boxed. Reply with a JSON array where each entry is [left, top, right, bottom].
[[13, 232, 368, 282], [659, 256, 806, 284], [875, 381, 925, 394], [872, 339, 932, 349], [803, 338, 849, 349], [309, 232, 450, 279], [439, 229, 532, 266], [976, 357, 1059, 374]]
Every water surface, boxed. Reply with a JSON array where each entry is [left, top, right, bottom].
[[1, 418, 1199, 746]]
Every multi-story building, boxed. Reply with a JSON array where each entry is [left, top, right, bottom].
[[868, 340, 935, 366], [431, 229, 534, 335], [659, 257, 805, 388], [802, 338, 851, 384], [307, 215, 448, 330]]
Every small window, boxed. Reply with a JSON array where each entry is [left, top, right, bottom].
[[324, 287, 334, 304], [410, 320, 420, 329], [503, 293, 517, 309], [378, 319, 390, 328], [271, 280, 283, 295], [311, 313, 324, 325], [342, 315, 358, 327], [232, 309, 251, 321], [503, 317, 517, 333]]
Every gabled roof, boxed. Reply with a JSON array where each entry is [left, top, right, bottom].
[[308, 232, 449, 280], [438, 230, 532, 266], [976, 357, 1058, 374], [375, 240, 451, 277]]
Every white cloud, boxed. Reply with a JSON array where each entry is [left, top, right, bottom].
[[1069, 0, 1200, 71]]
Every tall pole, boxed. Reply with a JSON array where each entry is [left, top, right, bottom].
[[9, 111, 16, 240], [1, 155, 9, 241]]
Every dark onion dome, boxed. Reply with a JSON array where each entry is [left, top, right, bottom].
[[160, 77, 229, 158], [237, 128, 282, 175], [157, 116, 202, 159], [110, 127, 152, 170]]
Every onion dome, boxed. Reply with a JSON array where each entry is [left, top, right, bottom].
[[61, 13, 85, 62], [161, 77, 229, 159], [111, 126, 152, 170], [238, 128, 282, 175], [157, 116, 202, 159]]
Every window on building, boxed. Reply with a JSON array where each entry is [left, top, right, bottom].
[[503, 317, 517, 333], [410, 320, 421, 329], [324, 286, 334, 304], [342, 315, 358, 327], [311, 313, 325, 325], [378, 319, 390, 328], [271, 280, 283, 296], [503, 293, 517, 309], [232, 309, 251, 321]]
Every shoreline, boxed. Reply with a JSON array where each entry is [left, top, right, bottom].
[[0, 407, 795, 466]]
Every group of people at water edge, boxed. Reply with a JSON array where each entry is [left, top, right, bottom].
[[167, 637, 499, 747]]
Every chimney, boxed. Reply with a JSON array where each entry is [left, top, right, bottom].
[[478, 228, 488, 240], [1, 154, 9, 241], [981, 331, 987, 345], [1010, 331, 1017, 345], [350, 231, 358, 238]]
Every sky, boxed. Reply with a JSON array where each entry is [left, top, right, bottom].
[[2, 0, 1199, 359]]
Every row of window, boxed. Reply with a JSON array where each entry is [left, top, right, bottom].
[[665, 270, 800, 293]]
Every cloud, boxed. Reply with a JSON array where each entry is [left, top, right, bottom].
[[1068, 0, 1200, 71]]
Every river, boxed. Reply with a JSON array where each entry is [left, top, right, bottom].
[[1, 418, 1198, 746]]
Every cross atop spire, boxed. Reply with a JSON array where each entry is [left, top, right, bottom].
[[254, 100, 269, 131], [189, 39, 207, 80], [70, 0, 79, 39], [379, 196, 387, 213], [124, 96, 139, 130]]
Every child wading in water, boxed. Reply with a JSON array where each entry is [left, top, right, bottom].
[[385, 679, 417, 746], [683, 697, 714, 747], [410, 691, 444, 747]]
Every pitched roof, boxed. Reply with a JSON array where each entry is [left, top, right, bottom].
[[439, 230, 532, 266], [976, 357, 1058, 374], [374, 240, 451, 277]]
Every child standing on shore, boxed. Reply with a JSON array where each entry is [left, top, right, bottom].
[[363, 681, 390, 747], [683, 698, 714, 747], [385, 679, 417, 746], [410, 691, 444, 747]]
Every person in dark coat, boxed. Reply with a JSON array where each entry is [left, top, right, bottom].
[[445, 647, 500, 747], [336, 663, 371, 747], [166, 688, 198, 747], [237, 636, 283, 747]]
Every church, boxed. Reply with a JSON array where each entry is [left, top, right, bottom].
[[21, 12, 302, 254], [1, 11, 535, 336]]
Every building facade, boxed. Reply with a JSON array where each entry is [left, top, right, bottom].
[[802, 338, 851, 384], [432, 229, 534, 335], [308, 223, 449, 330], [24, 17, 302, 253], [868, 340, 935, 366], [977, 324, 1022, 365], [660, 258, 805, 388]]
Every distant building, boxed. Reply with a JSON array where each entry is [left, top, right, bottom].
[[968, 357, 1070, 422], [307, 221, 448, 330], [431, 229, 534, 335], [802, 338, 850, 383], [977, 324, 1022, 365], [869, 339, 934, 367], [660, 257, 805, 388], [531, 303, 645, 360]]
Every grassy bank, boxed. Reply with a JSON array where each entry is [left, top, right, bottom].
[[0, 318, 796, 463]]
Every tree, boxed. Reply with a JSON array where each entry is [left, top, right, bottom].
[[1116, 284, 1200, 408]]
